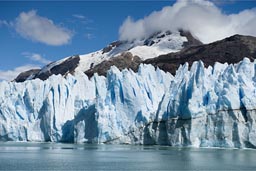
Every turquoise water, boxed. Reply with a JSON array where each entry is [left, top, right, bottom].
[[0, 143, 255, 171]]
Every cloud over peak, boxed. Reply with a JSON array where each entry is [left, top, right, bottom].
[[119, 0, 256, 43], [14, 10, 73, 46]]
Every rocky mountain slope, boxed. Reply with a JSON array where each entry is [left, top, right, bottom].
[[15, 32, 256, 81], [15, 30, 200, 82], [84, 34, 256, 78], [145, 34, 256, 74], [2, 30, 256, 149]]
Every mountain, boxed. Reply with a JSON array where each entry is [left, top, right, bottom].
[[15, 30, 201, 82], [145, 34, 256, 74], [2, 31, 256, 148], [15, 32, 256, 82], [84, 34, 256, 78]]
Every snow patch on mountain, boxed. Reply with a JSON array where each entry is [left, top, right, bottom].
[[14, 30, 192, 82], [128, 31, 186, 60], [72, 31, 187, 73]]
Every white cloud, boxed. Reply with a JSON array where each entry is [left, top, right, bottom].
[[72, 14, 86, 19], [84, 33, 94, 40], [72, 14, 93, 25], [119, 0, 256, 43], [0, 64, 40, 81], [13, 10, 73, 46], [0, 20, 9, 27], [22, 52, 51, 65]]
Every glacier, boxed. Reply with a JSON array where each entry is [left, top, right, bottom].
[[1, 58, 256, 148]]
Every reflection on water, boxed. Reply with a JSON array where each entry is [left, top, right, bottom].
[[0, 142, 255, 171]]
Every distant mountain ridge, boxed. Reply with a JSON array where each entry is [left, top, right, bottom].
[[145, 34, 256, 74], [14, 31, 256, 82], [14, 30, 200, 82]]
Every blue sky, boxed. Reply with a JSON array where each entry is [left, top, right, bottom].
[[0, 0, 255, 80]]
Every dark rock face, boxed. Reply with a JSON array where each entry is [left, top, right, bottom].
[[102, 46, 112, 54], [179, 30, 203, 48], [35, 55, 80, 80], [14, 33, 256, 82], [144, 34, 256, 75], [102, 41, 124, 54], [143, 31, 162, 46], [15, 55, 80, 82], [14, 69, 40, 82], [85, 52, 142, 78]]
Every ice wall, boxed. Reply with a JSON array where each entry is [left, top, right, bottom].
[[1, 59, 256, 148]]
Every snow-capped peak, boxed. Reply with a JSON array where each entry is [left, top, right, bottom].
[[128, 31, 188, 60], [76, 30, 189, 72], [15, 30, 192, 82]]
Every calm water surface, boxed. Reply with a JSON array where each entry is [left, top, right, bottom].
[[0, 142, 255, 171]]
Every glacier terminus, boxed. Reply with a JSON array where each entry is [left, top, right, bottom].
[[1, 58, 256, 149]]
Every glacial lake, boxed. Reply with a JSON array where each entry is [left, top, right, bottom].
[[0, 143, 255, 171]]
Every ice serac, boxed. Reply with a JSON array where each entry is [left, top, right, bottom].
[[1, 58, 256, 148], [149, 58, 256, 148], [0, 64, 171, 144]]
